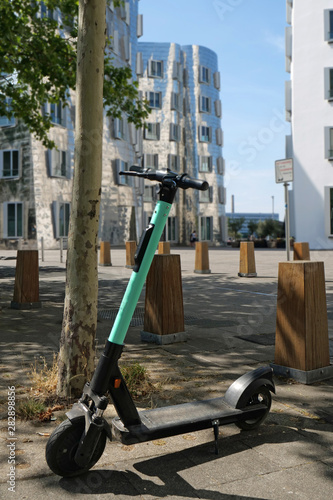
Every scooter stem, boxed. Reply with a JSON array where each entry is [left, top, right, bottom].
[[108, 199, 172, 345]]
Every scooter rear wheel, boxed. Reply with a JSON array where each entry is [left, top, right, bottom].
[[235, 386, 272, 431], [45, 417, 107, 477]]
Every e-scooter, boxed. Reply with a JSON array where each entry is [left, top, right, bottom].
[[46, 167, 275, 477]]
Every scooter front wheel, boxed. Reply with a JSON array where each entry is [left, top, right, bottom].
[[236, 386, 272, 431], [45, 417, 107, 477]]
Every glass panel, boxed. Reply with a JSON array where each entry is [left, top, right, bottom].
[[17, 204, 23, 237], [206, 217, 211, 240], [3, 151, 11, 176], [330, 11, 333, 38], [200, 218, 206, 240], [7, 204, 16, 237], [12, 151, 19, 176], [61, 151, 66, 176]]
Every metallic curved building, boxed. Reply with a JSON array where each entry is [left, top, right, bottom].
[[138, 42, 227, 245]]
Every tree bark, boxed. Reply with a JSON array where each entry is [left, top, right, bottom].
[[57, 0, 106, 397]]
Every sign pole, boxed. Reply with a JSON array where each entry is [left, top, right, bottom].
[[275, 158, 293, 261], [284, 182, 290, 261]]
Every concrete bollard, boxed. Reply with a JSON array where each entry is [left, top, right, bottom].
[[11, 250, 42, 309], [125, 240, 137, 268], [158, 241, 170, 254], [141, 254, 186, 344], [99, 241, 112, 266], [271, 261, 333, 383], [238, 241, 257, 277], [293, 242, 310, 261], [194, 241, 211, 274]]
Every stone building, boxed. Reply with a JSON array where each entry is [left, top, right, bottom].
[[0, 1, 225, 249]]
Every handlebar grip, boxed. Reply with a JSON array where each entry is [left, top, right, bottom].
[[178, 174, 209, 191]]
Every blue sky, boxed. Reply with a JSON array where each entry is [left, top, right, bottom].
[[139, 0, 289, 220]]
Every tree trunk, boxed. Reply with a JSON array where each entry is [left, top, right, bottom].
[[57, 0, 106, 397]]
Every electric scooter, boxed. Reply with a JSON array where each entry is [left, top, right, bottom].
[[46, 167, 275, 477]]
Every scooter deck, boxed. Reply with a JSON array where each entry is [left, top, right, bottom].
[[111, 396, 266, 445]]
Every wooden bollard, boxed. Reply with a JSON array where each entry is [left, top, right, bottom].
[[194, 241, 211, 274], [141, 254, 186, 344], [238, 241, 257, 277], [125, 241, 137, 268], [11, 250, 41, 309], [272, 261, 333, 383], [158, 241, 170, 254], [99, 241, 112, 266], [293, 242, 310, 261]]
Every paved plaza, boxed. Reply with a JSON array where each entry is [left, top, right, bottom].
[[0, 246, 333, 499]]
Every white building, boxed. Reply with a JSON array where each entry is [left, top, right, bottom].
[[286, 0, 333, 248]]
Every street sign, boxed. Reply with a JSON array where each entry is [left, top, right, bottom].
[[275, 158, 293, 183]]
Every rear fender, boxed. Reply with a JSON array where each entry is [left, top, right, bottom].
[[224, 366, 275, 409]]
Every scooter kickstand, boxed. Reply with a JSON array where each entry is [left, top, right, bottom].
[[212, 419, 219, 455]]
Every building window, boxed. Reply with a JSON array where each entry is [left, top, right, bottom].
[[325, 10, 333, 42], [144, 122, 160, 140], [325, 127, 333, 159], [168, 154, 180, 171], [200, 216, 213, 241], [148, 60, 163, 78], [3, 202, 23, 238], [0, 150, 19, 178], [143, 153, 158, 168], [143, 185, 157, 202], [199, 125, 211, 143], [199, 96, 211, 113], [217, 156, 225, 175], [115, 159, 131, 186], [48, 149, 69, 178], [171, 92, 180, 111], [146, 91, 161, 109], [329, 69, 333, 99], [52, 202, 70, 238], [170, 123, 181, 142], [0, 98, 15, 127], [199, 155, 212, 172], [114, 117, 126, 140], [51, 102, 65, 126], [199, 65, 210, 84], [59, 203, 70, 237], [199, 187, 213, 203], [324, 68, 333, 100], [44, 101, 66, 126]]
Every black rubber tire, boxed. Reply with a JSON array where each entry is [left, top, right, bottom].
[[45, 417, 107, 477], [235, 386, 272, 431]]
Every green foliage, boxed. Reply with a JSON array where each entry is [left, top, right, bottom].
[[256, 219, 284, 239], [247, 220, 258, 236], [0, 0, 149, 148], [228, 217, 245, 238]]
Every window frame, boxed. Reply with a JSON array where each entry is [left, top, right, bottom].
[[199, 216, 213, 241], [3, 202, 23, 238], [0, 98, 15, 127], [199, 65, 210, 84], [199, 125, 211, 143], [0, 149, 20, 179], [148, 59, 163, 78], [144, 122, 160, 141]]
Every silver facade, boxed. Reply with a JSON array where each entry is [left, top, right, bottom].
[[138, 42, 227, 245], [0, 2, 226, 249]]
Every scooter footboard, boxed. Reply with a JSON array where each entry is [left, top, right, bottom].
[[224, 366, 275, 409]]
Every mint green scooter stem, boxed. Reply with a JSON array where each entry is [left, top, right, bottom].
[[108, 200, 171, 345]]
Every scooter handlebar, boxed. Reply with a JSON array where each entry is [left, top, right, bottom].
[[119, 167, 209, 191]]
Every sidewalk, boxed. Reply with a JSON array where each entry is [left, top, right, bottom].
[[1, 247, 333, 499]]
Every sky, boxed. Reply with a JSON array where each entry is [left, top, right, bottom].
[[139, 0, 289, 221]]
